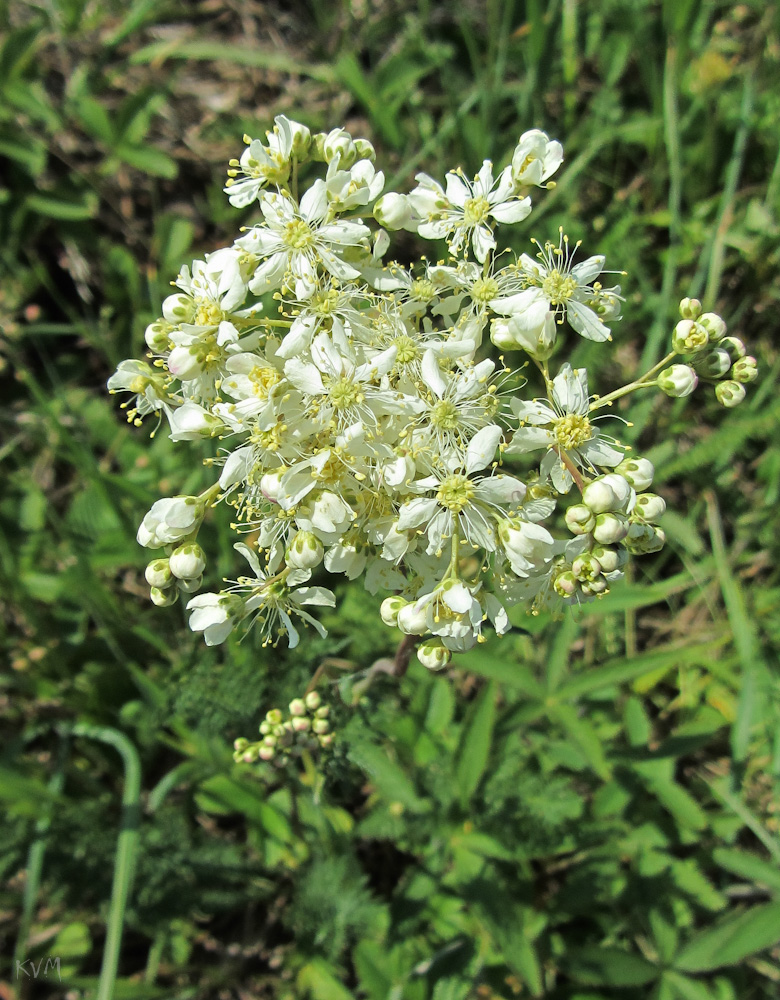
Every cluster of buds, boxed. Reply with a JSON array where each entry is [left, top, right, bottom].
[[658, 298, 757, 406], [136, 493, 212, 607], [233, 691, 334, 766], [110, 114, 757, 668]]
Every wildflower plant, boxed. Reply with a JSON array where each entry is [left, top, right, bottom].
[[110, 115, 758, 672]]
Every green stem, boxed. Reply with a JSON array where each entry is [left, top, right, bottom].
[[590, 352, 677, 411], [60, 723, 142, 1000]]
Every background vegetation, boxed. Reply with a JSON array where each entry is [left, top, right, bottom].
[[2, 0, 780, 997]]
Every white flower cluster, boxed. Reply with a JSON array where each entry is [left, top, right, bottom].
[[110, 115, 756, 670]]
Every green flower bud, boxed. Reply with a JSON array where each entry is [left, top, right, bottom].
[[258, 746, 275, 761], [417, 639, 451, 671], [586, 575, 609, 595], [634, 493, 666, 523], [616, 457, 654, 491], [145, 558, 172, 589], [169, 542, 206, 580], [289, 698, 306, 717], [658, 364, 698, 397], [233, 737, 249, 752], [312, 718, 330, 735], [292, 716, 311, 732], [565, 503, 596, 535], [732, 356, 758, 384], [319, 733, 334, 748], [354, 138, 376, 162], [265, 708, 283, 726], [304, 691, 322, 711], [176, 574, 203, 594], [263, 734, 278, 748], [679, 297, 702, 320], [715, 380, 746, 408], [593, 512, 629, 545], [380, 595, 407, 627], [150, 585, 178, 607], [286, 530, 324, 570], [698, 312, 727, 341]]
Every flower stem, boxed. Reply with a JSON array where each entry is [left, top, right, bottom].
[[589, 351, 677, 411]]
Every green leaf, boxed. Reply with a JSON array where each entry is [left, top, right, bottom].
[[455, 681, 496, 803], [195, 775, 293, 842], [352, 940, 394, 1000], [115, 144, 179, 179], [129, 40, 336, 82], [675, 901, 780, 972], [25, 191, 98, 220], [347, 741, 429, 813], [550, 703, 610, 779], [454, 647, 543, 695], [664, 971, 719, 1000], [298, 959, 355, 1000], [712, 847, 780, 894], [566, 946, 659, 987]]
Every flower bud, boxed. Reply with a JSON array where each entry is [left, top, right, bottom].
[[732, 356, 757, 384], [593, 512, 629, 545], [583, 475, 631, 514], [679, 297, 702, 320], [565, 504, 596, 535], [259, 470, 285, 503], [698, 312, 726, 341], [586, 575, 608, 595], [176, 574, 203, 594], [169, 542, 206, 580], [145, 558, 172, 588], [380, 595, 407, 626], [167, 346, 204, 382], [658, 364, 698, 398], [616, 457, 654, 491], [145, 321, 171, 353], [397, 601, 429, 635], [720, 336, 746, 362], [292, 716, 311, 732], [693, 347, 732, 379], [286, 530, 324, 570], [572, 553, 602, 581], [233, 737, 249, 752], [417, 639, 451, 671], [634, 493, 666, 523], [304, 691, 321, 711], [672, 319, 708, 354], [263, 734, 278, 748], [715, 380, 746, 408], [591, 545, 620, 573], [150, 585, 178, 607], [553, 570, 577, 597], [162, 293, 196, 324], [312, 718, 330, 735], [354, 138, 376, 162], [319, 733, 334, 748], [322, 128, 357, 167], [315, 705, 330, 719], [258, 746, 275, 761], [374, 193, 414, 230], [289, 698, 306, 717], [266, 708, 283, 726], [242, 746, 260, 763]]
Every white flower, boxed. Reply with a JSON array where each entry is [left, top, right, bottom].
[[506, 364, 623, 492], [409, 161, 531, 263], [224, 115, 311, 207], [396, 425, 525, 555], [238, 183, 371, 299], [137, 496, 204, 548], [491, 232, 617, 343]]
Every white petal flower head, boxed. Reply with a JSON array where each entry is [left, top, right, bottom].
[[492, 231, 620, 343], [238, 183, 371, 299], [506, 363, 624, 493], [224, 115, 311, 207], [409, 161, 531, 263]]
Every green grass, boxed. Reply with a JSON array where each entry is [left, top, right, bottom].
[[2, 1, 780, 997]]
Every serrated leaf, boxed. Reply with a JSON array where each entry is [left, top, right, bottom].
[[348, 741, 428, 813], [712, 847, 780, 893], [566, 946, 659, 987]]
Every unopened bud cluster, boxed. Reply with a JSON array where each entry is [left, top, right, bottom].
[[110, 114, 757, 662], [233, 691, 334, 766], [658, 298, 757, 407]]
